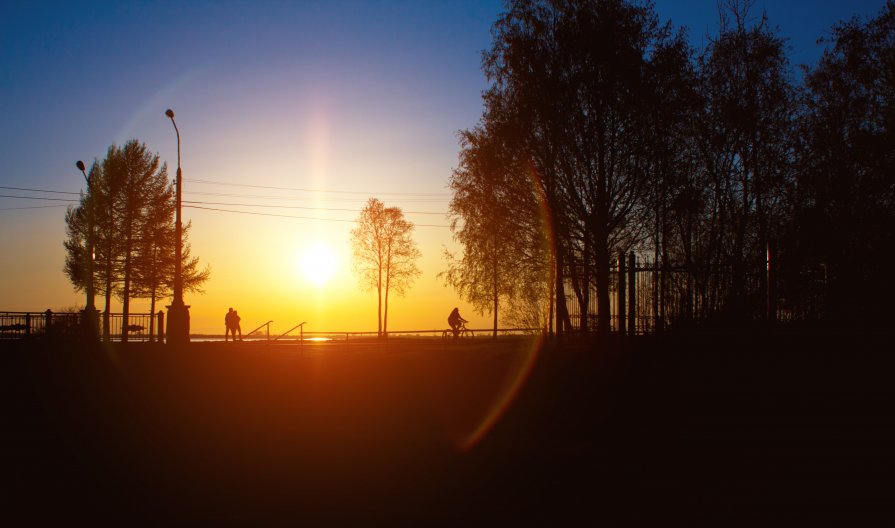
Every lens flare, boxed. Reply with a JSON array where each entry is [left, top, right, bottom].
[[453, 160, 555, 452]]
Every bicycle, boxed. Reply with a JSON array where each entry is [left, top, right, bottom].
[[442, 322, 474, 340]]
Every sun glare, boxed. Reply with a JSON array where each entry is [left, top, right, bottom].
[[300, 241, 337, 286]]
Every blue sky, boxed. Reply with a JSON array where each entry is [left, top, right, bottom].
[[1, 0, 888, 332]]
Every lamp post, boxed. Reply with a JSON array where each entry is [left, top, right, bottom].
[[165, 108, 190, 345], [76, 160, 98, 337]]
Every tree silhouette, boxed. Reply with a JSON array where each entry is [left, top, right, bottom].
[[351, 198, 421, 336], [442, 126, 551, 337], [696, 3, 795, 319], [64, 140, 209, 340], [791, 1, 895, 324], [480, 0, 684, 336], [65, 155, 119, 339]]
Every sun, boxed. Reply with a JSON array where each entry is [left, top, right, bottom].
[[299, 241, 338, 286]]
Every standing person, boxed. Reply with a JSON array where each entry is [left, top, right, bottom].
[[232, 310, 242, 341], [225, 307, 235, 341], [448, 307, 467, 339]]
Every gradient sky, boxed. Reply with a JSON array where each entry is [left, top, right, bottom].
[[1, 0, 887, 335]]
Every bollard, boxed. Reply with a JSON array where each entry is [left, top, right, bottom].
[[157, 311, 165, 343]]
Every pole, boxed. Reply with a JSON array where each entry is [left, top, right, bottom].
[[618, 252, 626, 336], [76, 161, 98, 338], [165, 109, 190, 345]]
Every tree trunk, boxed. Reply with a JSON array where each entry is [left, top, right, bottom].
[[595, 230, 611, 336], [377, 261, 383, 337], [103, 287, 112, 343], [377, 284, 382, 337], [103, 250, 112, 342], [547, 254, 555, 337], [149, 288, 156, 343], [492, 251, 498, 339], [384, 275, 390, 336], [581, 232, 590, 332], [122, 234, 132, 342]]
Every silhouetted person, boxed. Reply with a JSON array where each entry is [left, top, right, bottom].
[[225, 308, 236, 341], [448, 307, 467, 339], [232, 310, 242, 341]]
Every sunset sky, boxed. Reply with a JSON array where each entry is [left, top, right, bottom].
[[1, 0, 887, 335]]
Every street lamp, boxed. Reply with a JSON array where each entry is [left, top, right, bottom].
[[76, 160, 98, 337], [165, 108, 190, 345]]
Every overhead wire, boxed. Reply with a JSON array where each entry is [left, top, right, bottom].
[[184, 204, 451, 228], [0, 194, 79, 202], [0, 182, 455, 227], [0, 204, 72, 211], [182, 199, 446, 215], [184, 177, 450, 197], [0, 185, 81, 196], [185, 189, 449, 204]]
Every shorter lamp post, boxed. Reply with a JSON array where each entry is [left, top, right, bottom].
[[165, 108, 190, 345], [76, 160, 98, 337]]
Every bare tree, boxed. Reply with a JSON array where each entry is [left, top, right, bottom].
[[351, 198, 421, 336]]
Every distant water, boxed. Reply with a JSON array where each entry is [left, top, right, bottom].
[[190, 335, 332, 343]]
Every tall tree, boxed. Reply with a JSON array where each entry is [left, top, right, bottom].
[[641, 29, 702, 328], [481, 0, 678, 336], [793, 1, 895, 323], [64, 140, 209, 341], [64, 154, 121, 340], [113, 141, 172, 341], [696, 1, 795, 319], [442, 126, 550, 337], [351, 198, 421, 336]]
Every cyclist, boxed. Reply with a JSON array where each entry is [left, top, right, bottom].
[[448, 307, 468, 339]]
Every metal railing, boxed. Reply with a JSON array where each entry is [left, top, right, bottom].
[[191, 324, 541, 343], [1, 310, 161, 342], [2, 311, 540, 345], [0, 310, 80, 339]]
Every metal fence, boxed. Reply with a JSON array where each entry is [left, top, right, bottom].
[[0, 310, 162, 342], [194, 327, 542, 343], [565, 251, 787, 335]]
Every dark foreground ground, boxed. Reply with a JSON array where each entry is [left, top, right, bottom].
[[2, 331, 893, 525]]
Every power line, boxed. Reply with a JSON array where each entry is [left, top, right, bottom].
[[0, 194, 78, 202], [0, 204, 71, 212], [184, 205, 451, 228], [182, 199, 446, 215], [185, 178, 450, 197], [0, 184, 455, 226], [0, 185, 81, 196], [185, 190, 449, 204], [0, 191, 446, 214]]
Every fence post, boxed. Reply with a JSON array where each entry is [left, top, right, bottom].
[[157, 311, 165, 343], [628, 252, 636, 337], [618, 252, 626, 336], [45, 309, 53, 334], [25, 313, 31, 337]]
